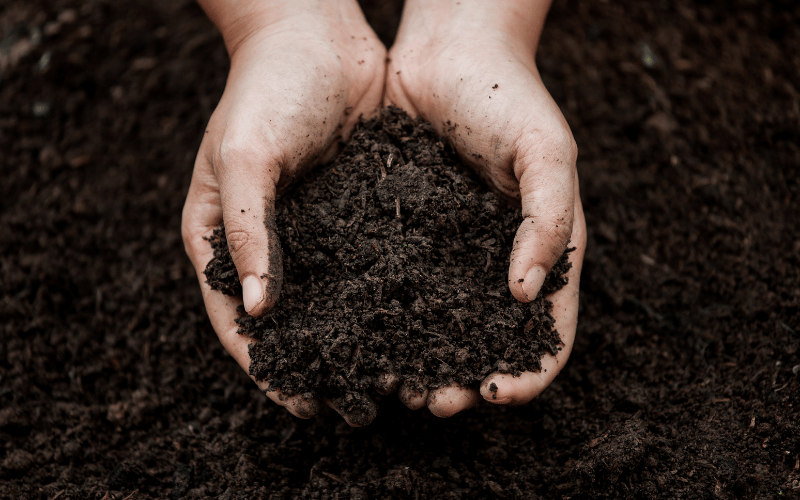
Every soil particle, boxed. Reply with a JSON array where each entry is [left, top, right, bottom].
[[489, 382, 499, 400], [204, 107, 572, 402]]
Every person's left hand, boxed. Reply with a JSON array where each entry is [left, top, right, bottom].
[[383, 0, 587, 417]]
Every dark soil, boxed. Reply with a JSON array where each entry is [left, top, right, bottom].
[[203, 107, 571, 413], [1, 0, 799, 499]]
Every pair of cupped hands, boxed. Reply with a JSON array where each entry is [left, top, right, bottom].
[[182, 0, 586, 426]]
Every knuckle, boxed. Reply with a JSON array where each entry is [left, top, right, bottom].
[[519, 215, 573, 260], [524, 212, 573, 238], [180, 215, 194, 247], [538, 121, 577, 161], [550, 125, 578, 163], [224, 228, 254, 256], [543, 220, 573, 251], [218, 135, 257, 170], [547, 217, 574, 244], [216, 130, 283, 186], [180, 212, 204, 257], [518, 121, 578, 170]]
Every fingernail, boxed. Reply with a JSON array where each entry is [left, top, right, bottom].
[[522, 266, 547, 301], [242, 275, 264, 314], [481, 380, 512, 404]]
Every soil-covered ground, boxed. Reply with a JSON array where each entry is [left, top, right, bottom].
[[1, 0, 798, 498]]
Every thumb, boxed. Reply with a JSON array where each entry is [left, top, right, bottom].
[[508, 135, 577, 303], [217, 150, 283, 317]]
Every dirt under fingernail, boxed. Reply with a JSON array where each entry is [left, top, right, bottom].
[[489, 382, 499, 400]]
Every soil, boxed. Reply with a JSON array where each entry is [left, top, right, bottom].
[[203, 107, 572, 417], [1, 0, 798, 499]]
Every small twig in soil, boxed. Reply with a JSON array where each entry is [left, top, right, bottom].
[[193, 343, 206, 364], [50, 491, 65, 500], [380, 154, 389, 180], [322, 471, 347, 484], [485, 250, 492, 273], [451, 310, 465, 334], [279, 423, 296, 446], [300, 302, 313, 328], [773, 381, 790, 392], [122, 490, 139, 500], [348, 345, 361, 378], [309, 464, 317, 483], [324, 180, 341, 197], [446, 186, 460, 207], [395, 198, 401, 218]]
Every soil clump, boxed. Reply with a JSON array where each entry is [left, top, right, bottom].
[[203, 107, 571, 410]]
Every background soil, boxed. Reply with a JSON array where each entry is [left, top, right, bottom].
[[0, 0, 798, 498]]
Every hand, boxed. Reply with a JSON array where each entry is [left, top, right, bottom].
[[181, 0, 385, 425], [384, 0, 587, 416]]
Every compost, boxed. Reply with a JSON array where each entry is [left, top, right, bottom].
[[203, 107, 571, 414]]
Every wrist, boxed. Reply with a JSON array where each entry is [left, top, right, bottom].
[[197, 0, 368, 57], [396, 0, 552, 55]]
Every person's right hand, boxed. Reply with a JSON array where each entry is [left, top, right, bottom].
[[181, 0, 385, 425]]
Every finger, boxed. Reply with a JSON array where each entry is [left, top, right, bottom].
[[182, 160, 317, 420], [398, 384, 429, 410], [427, 384, 481, 418], [214, 139, 283, 317], [326, 394, 377, 427], [483, 191, 586, 405], [203, 280, 318, 419], [383, 63, 421, 118], [373, 372, 401, 395], [508, 129, 578, 303]]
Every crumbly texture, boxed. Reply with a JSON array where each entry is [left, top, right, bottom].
[[204, 107, 572, 408]]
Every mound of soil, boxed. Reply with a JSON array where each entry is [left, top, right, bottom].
[[203, 107, 571, 414]]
